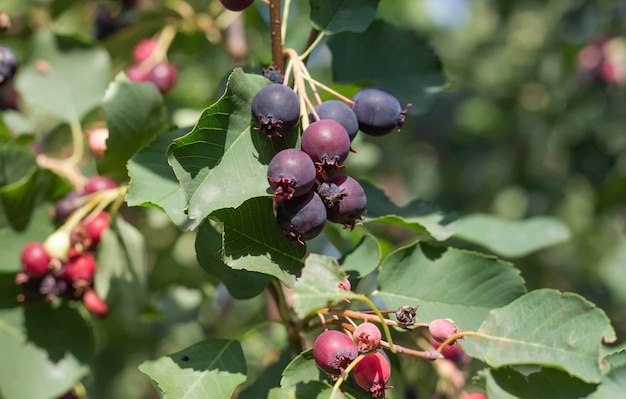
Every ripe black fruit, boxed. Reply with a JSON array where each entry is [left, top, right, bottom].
[[321, 175, 367, 229], [220, 0, 255, 11], [352, 87, 406, 136], [0, 46, 18, 87], [267, 149, 316, 199], [251, 84, 300, 138], [276, 191, 326, 244], [300, 120, 351, 176], [310, 100, 359, 141]]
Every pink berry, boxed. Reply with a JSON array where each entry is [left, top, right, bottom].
[[462, 393, 487, 399], [125, 64, 149, 82], [133, 38, 157, 64], [353, 322, 381, 352], [147, 62, 178, 93], [430, 339, 471, 364], [20, 242, 50, 277], [353, 350, 392, 397], [313, 330, 358, 375], [429, 318, 458, 343], [86, 127, 109, 158], [85, 176, 117, 194], [84, 212, 111, 245], [62, 252, 97, 282], [83, 289, 109, 318]]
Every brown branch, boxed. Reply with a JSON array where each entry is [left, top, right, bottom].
[[301, 28, 320, 65], [269, 0, 284, 72]]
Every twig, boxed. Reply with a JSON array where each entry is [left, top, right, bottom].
[[269, 0, 284, 72]]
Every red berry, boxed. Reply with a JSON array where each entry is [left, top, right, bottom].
[[86, 127, 109, 158], [429, 318, 458, 343], [20, 242, 50, 277], [84, 212, 111, 245], [462, 393, 487, 399], [353, 322, 382, 352], [313, 330, 358, 375], [353, 350, 392, 397], [63, 252, 97, 282], [125, 64, 149, 82], [133, 38, 157, 64], [83, 289, 109, 318], [85, 176, 117, 194], [430, 339, 471, 364], [147, 62, 178, 93]]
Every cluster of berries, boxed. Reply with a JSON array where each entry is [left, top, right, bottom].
[[252, 80, 406, 244], [15, 176, 118, 318], [125, 38, 178, 94], [313, 325, 391, 398]]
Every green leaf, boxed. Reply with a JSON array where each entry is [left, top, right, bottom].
[[126, 127, 192, 228], [211, 196, 306, 287], [377, 242, 526, 330], [0, 206, 56, 272], [339, 233, 381, 279], [94, 216, 147, 319], [293, 254, 353, 318], [464, 289, 617, 383], [485, 367, 597, 399], [268, 382, 338, 399], [585, 364, 626, 398], [138, 339, 247, 399], [195, 220, 271, 299], [167, 68, 296, 230], [309, 0, 379, 34], [328, 19, 445, 110], [14, 29, 110, 124], [98, 73, 167, 181], [280, 349, 326, 388], [0, 302, 93, 399], [361, 180, 457, 241], [454, 214, 571, 258]]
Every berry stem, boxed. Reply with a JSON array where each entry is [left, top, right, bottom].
[[301, 28, 320, 64], [67, 120, 85, 166], [330, 352, 367, 398], [284, 48, 309, 128], [437, 331, 486, 353], [269, 0, 285, 72], [281, 0, 292, 43], [299, 30, 325, 61], [302, 75, 355, 105], [139, 23, 178, 72], [323, 308, 429, 329], [36, 154, 87, 191]]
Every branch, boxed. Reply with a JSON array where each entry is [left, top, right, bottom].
[[269, 0, 284, 72]]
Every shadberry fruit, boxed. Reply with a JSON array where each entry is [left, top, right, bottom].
[[353, 322, 382, 352], [352, 87, 406, 136], [429, 318, 458, 343], [267, 149, 316, 199], [83, 289, 109, 318], [430, 339, 471, 364], [300, 120, 351, 175], [0, 45, 18, 87], [62, 252, 97, 283], [44, 231, 71, 260], [54, 191, 85, 220], [251, 84, 300, 138], [86, 127, 109, 158], [133, 38, 157, 64], [322, 175, 366, 229], [21, 242, 50, 277], [353, 350, 392, 397], [85, 176, 117, 194], [147, 62, 178, 93], [313, 330, 358, 375], [262, 66, 284, 84], [462, 393, 487, 399], [310, 100, 359, 141], [125, 64, 149, 82], [276, 191, 326, 244], [220, 0, 255, 11], [84, 212, 111, 245]]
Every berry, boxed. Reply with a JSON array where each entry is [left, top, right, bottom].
[[54, 191, 85, 220], [322, 175, 366, 229], [300, 120, 351, 175], [125, 64, 149, 82], [276, 191, 327, 244], [39, 274, 69, 300], [430, 339, 471, 364], [86, 127, 109, 158], [44, 231, 71, 260], [251, 84, 300, 138], [21, 242, 50, 277], [220, 0, 255, 11], [62, 252, 97, 283], [310, 100, 359, 141], [147, 62, 178, 93], [353, 322, 382, 352], [262, 66, 284, 84], [353, 350, 392, 397], [352, 87, 406, 136], [133, 38, 157, 64], [83, 289, 109, 318], [85, 176, 117, 194], [429, 318, 458, 343], [462, 393, 487, 399], [0, 45, 18, 87], [267, 149, 316, 199], [84, 212, 111, 245], [313, 330, 358, 375]]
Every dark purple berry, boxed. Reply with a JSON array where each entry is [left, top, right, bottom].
[[310, 100, 359, 141], [39, 273, 69, 299], [262, 66, 284, 84], [54, 191, 85, 220], [352, 87, 406, 136], [276, 191, 326, 244], [220, 0, 255, 11], [267, 149, 316, 199], [300, 120, 351, 176], [0, 46, 18, 87], [353, 350, 392, 397], [321, 175, 366, 229], [313, 330, 358, 375], [85, 176, 117, 194], [21, 242, 51, 277], [251, 84, 300, 138]]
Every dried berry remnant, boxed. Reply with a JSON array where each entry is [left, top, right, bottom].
[[352, 87, 407, 136], [220, 0, 255, 12], [395, 305, 417, 325], [276, 191, 327, 244], [300, 119, 351, 176], [323, 175, 367, 229], [429, 318, 458, 343], [310, 100, 359, 141], [354, 322, 382, 352], [353, 350, 392, 397], [267, 149, 316, 199], [313, 330, 358, 375], [251, 84, 300, 138], [0, 45, 19, 87]]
